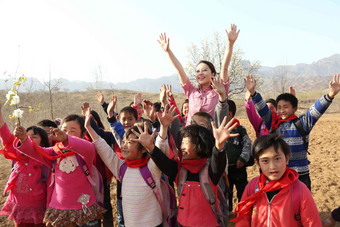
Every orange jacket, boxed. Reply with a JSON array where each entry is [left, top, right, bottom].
[[235, 178, 322, 227]]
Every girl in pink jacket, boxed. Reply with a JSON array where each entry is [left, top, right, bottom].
[[14, 114, 105, 227], [0, 103, 49, 226]]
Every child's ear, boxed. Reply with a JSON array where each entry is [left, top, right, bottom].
[[228, 111, 233, 119], [293, 107, 298, 113], [255, 159, 261, 169], [116, 114, 120, 122], [285, 155, 290, 165]]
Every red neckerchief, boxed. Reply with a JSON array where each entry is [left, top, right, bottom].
[[271, 111, 298, 130], [124, 156, 150, 168], [0, 135, 28, 162], [230, 167, 299, 222], [233, 118, 241, 127], [177, 158, 207, 173]]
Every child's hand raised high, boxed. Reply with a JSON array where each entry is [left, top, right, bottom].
[[107, 95, 117, 118], [158, 33, 170, 52], [328, 73, 340, 99], [96, 91, 105, 105], [211, 116, 239, 150], [159, 84, 168, 106], [244, 74, 257, 96], [156, 104, 179, 128], [143, 99, 156, 122], [131, 122, 157, 153], [14, 123, 27, 144], [165, 84, 174, 102]]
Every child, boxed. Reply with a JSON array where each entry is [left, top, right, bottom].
[[37, 119, 58, 146], [225, 99, 252, 212], [231, 134, 322, 226], [0, 103, 49, 226], [137, 115, 239, 226], [14, 114, 105, 227], [85, 104, 179, 227], [158, 24, 239, 125], [245, 74, 340, 190]]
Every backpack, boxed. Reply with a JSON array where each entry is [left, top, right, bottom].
[[51, 145, 104, 208], [120, 163, 177, 227], [247, 177, 302, 225], [177, 163, 229, 227]]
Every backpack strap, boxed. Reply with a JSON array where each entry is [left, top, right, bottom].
[[291, 180, 302, 225], [119, 163, 128, 182], [139, 165, 168, 220], [75, 154, 95, 186], [292, 118, 309, 154], [176, 166, 188, 197]]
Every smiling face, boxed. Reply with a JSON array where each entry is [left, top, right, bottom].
[[61, 120, 83, 138], [255, 146, 289, 181], [181, 137, 200, 160], [121, 134, 144, 160], [119, 112, 137, 129], [277, 100, 297, 120], [195, 63, 215, 87], [182, 102, 189, 117]]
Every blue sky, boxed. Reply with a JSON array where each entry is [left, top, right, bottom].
[[0, 0, 339, 83]]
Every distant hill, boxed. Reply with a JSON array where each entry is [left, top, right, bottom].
[[1, 54, 339, 93]]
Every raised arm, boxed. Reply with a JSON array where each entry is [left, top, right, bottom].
[[220, 24, 240, 82], [158, 33, 189, 85]]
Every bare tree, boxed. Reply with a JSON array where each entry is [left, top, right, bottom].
[[272, 65, 291, 94], [185, 31, 261, 97], [93, 65, 104, 90], [43, 67, 63, 120]]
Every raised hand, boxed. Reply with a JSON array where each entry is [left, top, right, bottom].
[[81, 102, 90, 116], [82, 103, 92, 129], [107, 95, 117, 118], [211, 77, 227, 101], [211, 116, 239, 150], [226, 24, 240, 44], [328, 73, 340, 98], [244, 74, 257, 95], [165, 84, 174, 101], [134, 92, 142, 106], [143, 99, 156, 122], [159, 84, 167, 105], [50, 128, 68, 143], [289, 86, 296, 97], [156, 104, 179, 128], [131, 122, 157, 152], [14, 123, 27, 143], [158, 33, 170, 52], [96, 91, 105, 105]]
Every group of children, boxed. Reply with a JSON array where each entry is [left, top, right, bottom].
[[0, 23, 339, 227]]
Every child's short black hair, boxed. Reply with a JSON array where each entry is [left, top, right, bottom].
[[120, 106, 138, 120], [37, 119, 58, 128], [60, 114, 86, 137], [191, 112, 213, 131], [90, 110, 104, 129], [227, 99, 236, 117], [180, 124, 214, 158], [265, 98, 277, 108], [124, 125, 151, 157], [153, 102, 161, 112], [26, 126, 50, 147], [252, 134, 290, 162], [276, 93, 298, 108]]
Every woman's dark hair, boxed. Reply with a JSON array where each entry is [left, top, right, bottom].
[[60, 114, 86, 137], [180, 124, 214, 158], [124, 125, 152, 157], [91, 110, 104, 129], [197, 60, 216, 76], [252, 134, 290, 162], [26, 126, 50, 147]]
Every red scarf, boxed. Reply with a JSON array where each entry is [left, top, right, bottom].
[[233, 118, 241, 127], [230, 167, 299, 222], [124, 156, 150, 168], [0, 135, 28, 162], [177, 158, 207, 173], [271, 111, 298, 130]]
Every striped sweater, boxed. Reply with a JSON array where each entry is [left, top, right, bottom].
[[252, 92, 332, 175]]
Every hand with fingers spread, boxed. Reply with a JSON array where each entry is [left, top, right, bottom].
[[49, 128, 68, 143], [211, 116, 240, 150], [81, 102, 90, 116], [328, 74, 340, 99], [159, 84, 168, 106], [226, 24, 240, 44], [158, 33, 170, 52], [244, 74, 257, 96], [211, 77, 227, 101], [107, 95, 117, 118], [165, 84, 174, 102], [157, 105, 179, 128], [131, 122, 157, 152], [96, 91, 105, 105], [143, 99, 156, 122], [289, 86, 296, 97]]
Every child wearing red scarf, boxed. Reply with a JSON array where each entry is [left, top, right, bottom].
[[135, 114, 239, 227], [232, 134, 322, 226]]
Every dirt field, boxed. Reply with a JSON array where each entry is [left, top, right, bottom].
[[0, 113, 339, 226]]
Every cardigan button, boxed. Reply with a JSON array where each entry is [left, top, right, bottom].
[[28, 173, 32, 176], [25, 163, 28, 166], [15, 171, 19, 174], [29, 188, 32, 191]]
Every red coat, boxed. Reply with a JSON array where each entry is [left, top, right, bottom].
[[236, 178, 322, 227]]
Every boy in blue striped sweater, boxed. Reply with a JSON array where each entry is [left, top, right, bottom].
[[244, 74, 340, 190]]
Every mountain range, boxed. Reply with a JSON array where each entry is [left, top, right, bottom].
[[1, 54, 339, 94]]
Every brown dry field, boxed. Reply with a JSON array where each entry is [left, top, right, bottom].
[[0, 89, 339, 226]]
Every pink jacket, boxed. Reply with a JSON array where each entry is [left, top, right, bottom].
[[0, 123, 46, 224], [236, 177, 322, 227], [245, 100, 268, 137], [16, 134, 97, 210], [182, 79, 229, 126]]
